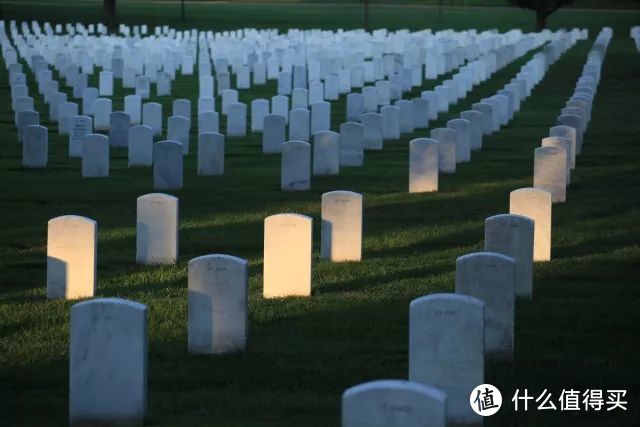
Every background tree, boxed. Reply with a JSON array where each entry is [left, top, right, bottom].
[[509, 0, 574, 31], [104, 0, 116, 31], [362, 0, 369, 31]]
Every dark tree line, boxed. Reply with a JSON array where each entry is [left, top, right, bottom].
[[102, 0, 573, 35], [102, 0, 187, 32], [509, 0, 574, 30]]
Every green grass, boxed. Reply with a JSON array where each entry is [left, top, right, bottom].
[[1, 2, 640, 426]]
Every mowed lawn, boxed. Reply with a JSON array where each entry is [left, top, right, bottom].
[[1, 2, 640, 426]]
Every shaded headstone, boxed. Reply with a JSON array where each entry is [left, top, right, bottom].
[[226, 103, 247, 137], [321, 191, 363, 262], [542, 137, 572, 185], [58, 102, 79, 135], [461, 110, 483, 151], [188, 254, 248, 354], [198, 111, 220, 135], [411, 98, 429, 130], [311, 101, 331, 134], [361, 112, 383, 150], [557, 114, 583, 154], [197, 132, 225, 176], [409, 293, 484, 426], [22, 124, 48, 168], [109, 111, 130, 148], [339, 122, 364, 167], [472, 102, 494, 135], [98, 70, 113, 96], [128, 124, 153, 167], [346, 93, 363, 122], [447, 118, 471, 163], [313, 130, 340, 176], [430, 128, 457, 174], [262, 114, 286, 154], [136, 193, 178, 265], [395, 100, 414, 134], [484, 214, 535, 299], [198, 97, 215, 115], [456, 252, 516, 361], [362, 86, 378, 113], [17, 109, 39, 143], [292, 88, 309, 110], [173, 99, 191, 125], [342, 380, 447, 427], [69, 298, 147, 425], [153, 140, 183, 190], [82, 87, 99, 115], [289, 108, 310, 142], [92, 98, 112, 131], [167, 115, 190, 154], [409, 138, 438, 193], [271, 95, 289, 124], [549, 125, 576, 169], [251, 98, 270, 132], [143, 102, 163, 136], [281, 141, 311, 191], [156, 72, 172, 96], [381, 105, 400, 141], [221, 89, 239, 115], [534, 146, 566, 203], [124, 94, 142, 125], [82, 134, 109, 177]]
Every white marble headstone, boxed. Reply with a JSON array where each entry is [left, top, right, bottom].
[[409, 138, 438, 193], [484, 214, 535, 299], [342, 380, 446, 427], [136, 193, 178, 264], [47, 215, 97, 299], [22, 124, 48, 168], [153, 140, 183, 190], [534, 146, 566, 203], [321, 191, 363, 262], [188, 254, 248, 354], [409, 293, 484, 426], [281, 141, 311, 191], [510, 188, 552, 262], [313, 131, 340, 176], [339, 122, 364, 166], [128, 124, 153, 167], [456, 252, 515, 361], [197, 132, 225, 176], [82, 134, 109, 177], [263, 213, 312, 298], [69, 298, 147, 425]]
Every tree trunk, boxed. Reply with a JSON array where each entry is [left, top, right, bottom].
[[104, 0, 116, 32], [181, 0, 186, 21], [363, 0, 369, 32], [536, 9, 547, 31]]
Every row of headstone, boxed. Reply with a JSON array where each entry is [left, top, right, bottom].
[[271, 31, 566, 193], [408, 32, 577, 194], [8, 20, 534, 111], [342, 210, 536, 426], [46, 189, 363, 300], [338, 32, 594, 425], [533, 28, 610, 205], [263, 190, 363, 297], [520, 28, 610, 263]]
